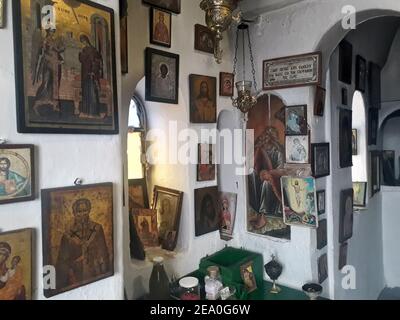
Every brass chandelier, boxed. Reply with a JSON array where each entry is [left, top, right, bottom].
[[200, 0, 241, 64]]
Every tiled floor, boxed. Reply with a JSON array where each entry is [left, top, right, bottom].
[[378, 287, 400, 300]]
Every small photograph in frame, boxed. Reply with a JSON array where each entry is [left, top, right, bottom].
[[370, 151, 381, 197], [197, 143, 216, 182], [342, 87, 348, 106], [128, 179, 149, 209], [150, 7, 172, 48], [218, 192, 237, 241], [316, 190, 326, 215], [152, 186, 183, 251], [41, 183, 114, 298], [318, 254, 328, 284], [382, 150, 396, 185], [352, 129, 358, 156], [314, 86, 326, 117], [189, 74, 217, 123], [311, 143, 330, 179], [0, 228, 33, 300], [195, 186, 219, 237], [240, 261, 257, 293], [285, 135, 310, 164], [369, 62, 381, 109], [0, 144, 35, 205], [339, 243, 348, 270], [317, 219, 327, 250], [339, 188, 354, 243], [145, 47, 179, 104], [353, 182, 367, 208], [338, 40, 353, 85], [194, 24, 215, 54], [281, 176, 318, 228], [132, 208, 159, 248], [355, 55, 367, 93], [220, 72, 234, 97], [143, 0, 181, 14], [339, 109, 353, 168], [285, 105, 307, 135], [368, 108, 379, 146]]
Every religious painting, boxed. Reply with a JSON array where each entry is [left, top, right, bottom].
[[314, 86, 326, 117], [338, 40, 352, 85], [218, 192, 237, 241], [220, 72, 234, 97], [369, 62, 381, 109], [0, 0, 5, 28], [368, 108, 379, 145], [339, 188, 353, 243], [145, 47, 179, 104], [339, 109, 353, 168], [285, 105, 307, 135], [120, 0, 128, 74], [317, 219, 327, 250], [195, 186, 219, 237], [0, 228, 32, 300], [12, 0, 119, 134], [341, 87, 348, 106], [240, 261, 257, 293], [189, 74, 217, 123], [281, 176, 318, 228], [247, 94, 291, 240], [353, 182, 367, 208], [132, 208, 159, 248], [316, 190, 325, 215], [285, 135, 309, 164], [152, 186, 183, 251], [128, 179, 149, 209], [194, 24, 215, 54], [41, 183, 114, 298], [370, 151, 381, 197], [0, 145, 35, 205], [311, 143, 330, 179], [150, 7, 171, 48], [338, 242, 348, 270], [143, 0, 181, 14], [318, 254, 328, 284], [355, 55, 366, 93], [197, 143, 216, 182], [382, 150, 396, 185], [352, 129, 358, 156]]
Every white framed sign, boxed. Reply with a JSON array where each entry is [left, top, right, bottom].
[[263, 52, 322, 90]]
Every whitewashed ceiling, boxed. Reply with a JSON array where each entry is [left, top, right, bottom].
[[239, 0, 306, 15]]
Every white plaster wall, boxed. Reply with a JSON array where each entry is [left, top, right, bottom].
[[381, 187, 400, 287], [0, 0, 124, 300], [122, 0, 238, 300], [237, 0, 400, 299]]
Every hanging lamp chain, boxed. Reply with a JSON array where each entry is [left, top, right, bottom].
[[247, 27, 258, 93]]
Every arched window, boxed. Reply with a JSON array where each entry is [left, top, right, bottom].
[[127, 96, 147, 179]]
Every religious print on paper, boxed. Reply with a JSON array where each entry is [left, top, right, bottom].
[[12, 0, 119, 134]]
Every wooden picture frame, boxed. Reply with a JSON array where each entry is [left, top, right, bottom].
[[382, 150, 396, 185], [195, 186, 219, 236], [318, 254, 328, 284], [339, 108, 353, 168], [368, 108, 379, 145], [150, 7, 172, 48], [128, 179, 149, 209], [370, 151, 381, 197], [317, 219, 327, 250], [219, 72, 234, 97], [0, 144, 35, 205], [132, 208, 159, 248], [285, 105, 308, 135], [281, 176, 318, 229], [338, 243, 348, 270], [316, 190, 326, 215], [219, 192, 237, 241], [263, 52, 322, 90], [353, 182, 367, 208], [355, 55, 367, 93], [145, 47, 179, 104], [311, 143, 330, 179], [120, 0, 128, 74], [12, 0, 119, 134], [368, 62, 381, 109], [197, 143, 216, 182], [189, 74, 217, 123], [143, 0, 181, 14], [339, 188, 354, 243], [194, 24, 215, 54], [41, 183, 114, 298], [338, 40, 353, 85], [240, 261, 257, 293], [152, 186, 183, 251], [314, 86, 326, 117], [0, 228, 33, 300], [0, 0, 5, 28]]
